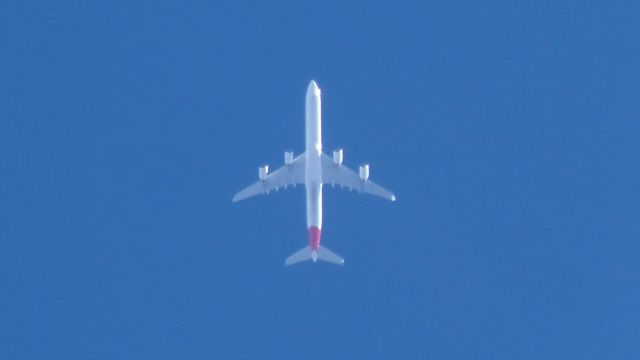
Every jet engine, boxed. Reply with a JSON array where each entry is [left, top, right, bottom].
[[359, 164, 369, 181], [284, 151, 294, 165], [333, 149, 343, 166], [259, 165, 269, 180]]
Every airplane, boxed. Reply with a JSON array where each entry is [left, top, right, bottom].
[[233, 80, 396, 266]]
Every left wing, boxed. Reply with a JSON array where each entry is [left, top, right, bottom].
[[320, 153, 396, 201], [233, 153, 306, 202]]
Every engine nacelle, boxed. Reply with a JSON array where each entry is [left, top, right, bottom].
[[284, 151, 294, 165], [332, 149, 343, 166], [359, 164, 370, 181], [259, 165, 269, 180]]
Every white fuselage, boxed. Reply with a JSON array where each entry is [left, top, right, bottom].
[[305, 81, 323, 232]]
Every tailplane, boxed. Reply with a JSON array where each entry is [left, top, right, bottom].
[[285, 246, 344, 266]]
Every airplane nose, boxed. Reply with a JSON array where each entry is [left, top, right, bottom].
[[308, 80, 320, 95]]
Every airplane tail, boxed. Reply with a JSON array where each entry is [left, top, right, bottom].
[[285, 246, 344, 266]]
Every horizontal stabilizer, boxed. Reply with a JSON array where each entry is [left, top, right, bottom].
[[285, 246, 344, 266]]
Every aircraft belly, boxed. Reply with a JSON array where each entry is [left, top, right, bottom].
[[306, 182, 322, 229]]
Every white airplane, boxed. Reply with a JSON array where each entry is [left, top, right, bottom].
[[233, 80, 396, 266]]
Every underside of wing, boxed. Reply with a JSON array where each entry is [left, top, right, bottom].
[[320, 153, 396, 201], [233, 153, 306, 202]]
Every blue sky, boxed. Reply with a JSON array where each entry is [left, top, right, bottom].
[[2, 1, 639, 358]]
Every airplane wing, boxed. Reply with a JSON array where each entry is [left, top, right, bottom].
[[233, 153, 306, 202], [320, 153, 396, 201]]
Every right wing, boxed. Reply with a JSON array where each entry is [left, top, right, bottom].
[[233, 153, 306, 202], [320, 153, 396, 201]]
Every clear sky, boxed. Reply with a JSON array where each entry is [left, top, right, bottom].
[[2, 1, 639, 358]]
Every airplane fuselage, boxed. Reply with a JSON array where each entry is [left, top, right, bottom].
[[305, 81, 323, 252]]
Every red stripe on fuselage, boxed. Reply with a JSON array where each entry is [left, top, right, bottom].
[[308, 226, 321, 250]]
